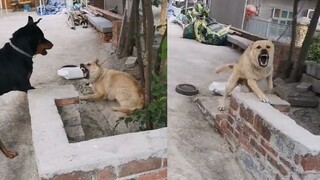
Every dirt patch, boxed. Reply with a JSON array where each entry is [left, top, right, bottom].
[[289, 107, 320, 135]]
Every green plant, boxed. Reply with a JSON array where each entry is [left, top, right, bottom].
[[115, 74, 167, 131], [307, 33, 320, 63], [152, 0, 161, 7], [114, 27, 167, 131]]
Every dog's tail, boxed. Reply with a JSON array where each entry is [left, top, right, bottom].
[[113, 106, 142, 115], [215, 64, 234, 73]]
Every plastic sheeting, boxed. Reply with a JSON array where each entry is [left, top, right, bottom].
[[37, 0, 66, 15]]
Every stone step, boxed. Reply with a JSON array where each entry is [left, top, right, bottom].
[[274, 82, 318, 107], [85, 14, 113, 33]]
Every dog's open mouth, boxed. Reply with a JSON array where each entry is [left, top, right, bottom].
[[258, 50, 269, 67], [80, 64, 89, 79]]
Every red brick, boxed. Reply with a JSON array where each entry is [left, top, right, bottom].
[[119, 157, 162, 177], [236, 123, 242, 133], [239, 104, 254, 125], [261, 139, 278, 157], [250, 138, 266, 156], [162, 159, 167, 168], [55, 97, 79, 106], [225, 128, 239, 148], [51, 171, 93, 180], [242, 128, 250, 140], [243, 124, 258, 139], [254, 114, 271, 141], [267, 155, 288, 176], [279, 157, 294, 171], [301, 154, 320, 171], [230, 96, 239, 111], [294, 154, 301, 165], [216, 113, 228, 123], [238, 134, 254, 154], [214, 119, 228, 136], [95, 166, 116, 180], [227, 122, 234, 133], [228, 108, 237, 119], [227, 115, 234, 124], [139, 169, 167, 180]]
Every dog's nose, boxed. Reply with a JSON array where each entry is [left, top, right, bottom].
[[261, 49, 268, 54]]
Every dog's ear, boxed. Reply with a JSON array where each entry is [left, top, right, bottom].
[[27, 16, 34, 25], [95, 59, 100, 65], [34, 18, 42, 25]]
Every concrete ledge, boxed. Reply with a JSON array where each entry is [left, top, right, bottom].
[[227, 34, 253, 50], [28, 85, 167, 179], [85, 14, 113, 33], [196, 92, 320, 179]]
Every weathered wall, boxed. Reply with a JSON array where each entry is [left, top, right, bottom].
[[214, 92, 320, 179], [209, 0, 247, 29]]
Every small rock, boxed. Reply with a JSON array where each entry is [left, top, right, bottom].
[[125, 56, 137, 68], [296, 82, 312, 93], [273, 77, 285, 87], [288, 96, 319, 107]]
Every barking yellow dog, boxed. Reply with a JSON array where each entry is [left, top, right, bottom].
[[216, 40, 275, 111]]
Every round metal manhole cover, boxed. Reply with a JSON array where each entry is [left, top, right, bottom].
[[175, 84, 199, 96]]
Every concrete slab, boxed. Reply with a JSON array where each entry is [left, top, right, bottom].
[[85, 14, 113, 33], [227, 34, 253, 50], [28, 85, 167, 179], [125, 56, 137, 68]]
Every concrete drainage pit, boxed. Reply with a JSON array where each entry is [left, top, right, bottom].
[[56, 103, 85, 143], [27, 85, 167, 179]]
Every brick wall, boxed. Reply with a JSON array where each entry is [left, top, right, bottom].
[[214, 92, 320, 179], [112, 20, 122, 48], [273, 42, 301, 79], [47, 157, 167, 180]]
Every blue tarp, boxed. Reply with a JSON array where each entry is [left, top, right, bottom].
[[37, 0, 66, 15]]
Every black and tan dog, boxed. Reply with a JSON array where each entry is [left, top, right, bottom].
[[0, 16, 53, 158]]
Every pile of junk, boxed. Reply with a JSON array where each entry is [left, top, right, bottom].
[[168, 2, 230, 46]]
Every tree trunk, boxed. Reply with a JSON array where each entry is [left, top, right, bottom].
[[141, 0, 147, 50], [119, 2, 135, 58], [285, 0, 299, 79], [289, 0, 320, 82], [134, 0, 145, 89], [142, 0, 154, 129], [159, 0, 167, 35]]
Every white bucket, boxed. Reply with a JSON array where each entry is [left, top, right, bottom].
[[57, 67, 84, 80]]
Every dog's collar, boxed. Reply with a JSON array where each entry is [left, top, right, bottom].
[[90, 68, 103, 83], [9, 41, 33, 58]]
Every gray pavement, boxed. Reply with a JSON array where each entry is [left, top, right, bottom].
[[168, 22, 253, 180]]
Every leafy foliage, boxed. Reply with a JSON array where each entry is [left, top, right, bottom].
[[307, 33, 320, 63], [152, 0, 161, 7]]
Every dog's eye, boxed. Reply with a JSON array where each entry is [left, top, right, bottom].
[[87, 63, 91, 66], [266, 45, 271, 49], [256, 46, 261, 49]]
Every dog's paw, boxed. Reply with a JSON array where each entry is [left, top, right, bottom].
[[5, 150, 18, 159], [218, 106, 225, 111], [260, 96, 270, 103], [111, 107, 117, 111], [79, 95, 86, 100]]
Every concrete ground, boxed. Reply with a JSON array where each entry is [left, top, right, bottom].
[[168, 23, 253, 179], [0, 11, 127, 179]]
